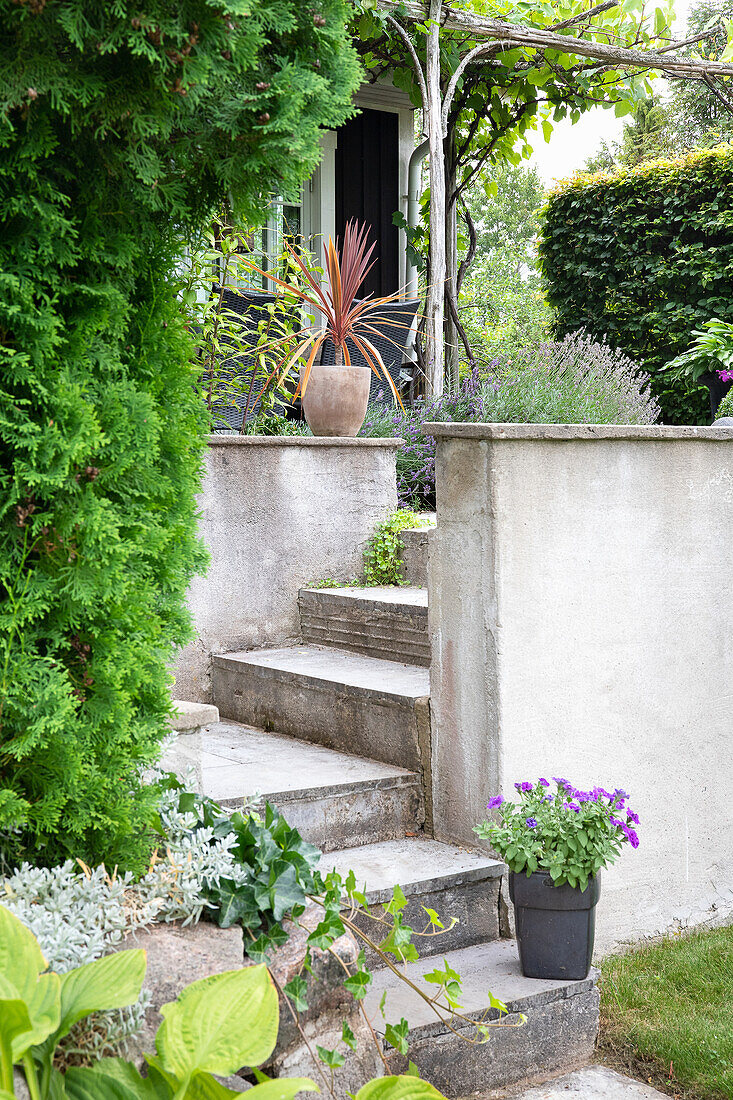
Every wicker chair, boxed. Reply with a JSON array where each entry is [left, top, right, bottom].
[[205, 286, 299, 432], [318, 299, 419, 402]]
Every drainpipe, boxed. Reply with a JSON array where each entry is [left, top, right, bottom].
[[405, 138, 430, 356], [406, 138, 430, 301]]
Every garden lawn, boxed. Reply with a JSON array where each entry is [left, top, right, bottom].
[[599, 925, 733, 1100]]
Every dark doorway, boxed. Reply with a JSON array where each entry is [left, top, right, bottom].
[[335, 108, 400, 298]]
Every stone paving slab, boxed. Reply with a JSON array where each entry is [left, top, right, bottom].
[[215, 644, 430, 697], [325, 836, 503, 903], [302, 585, 428, 606], [162, 721, 417, 800], [366, 939, 596, 1033], [502, 1066, 669, 1098]]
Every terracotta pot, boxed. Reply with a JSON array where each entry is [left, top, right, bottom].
[[301, 364, 371, 437]]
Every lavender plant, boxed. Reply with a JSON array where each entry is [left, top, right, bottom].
[[360, 333, 660, 508], [474, 777, 641, 892]]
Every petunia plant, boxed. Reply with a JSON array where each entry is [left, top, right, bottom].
[[474, 778, 640, 892]]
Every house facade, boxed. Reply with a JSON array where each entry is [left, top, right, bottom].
[[263, 79, 417, 299]]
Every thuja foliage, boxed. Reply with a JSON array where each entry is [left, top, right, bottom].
[[538, 145, 733, 424], [0, 0, 359, 869]]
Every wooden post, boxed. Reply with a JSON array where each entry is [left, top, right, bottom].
[[425, 0, 445, 398]]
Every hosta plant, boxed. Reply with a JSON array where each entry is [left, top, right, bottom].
[[662, 318, 733, 384], [474, 778, 640, 891]]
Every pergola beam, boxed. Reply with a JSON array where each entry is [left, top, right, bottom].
[[378, 0, 733, 78]]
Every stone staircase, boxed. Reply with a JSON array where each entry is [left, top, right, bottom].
[[167, 524, 599, 1096]]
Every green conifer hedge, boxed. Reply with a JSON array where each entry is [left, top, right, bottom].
[[538, 145, 733, 424], [0, 0, 359, 869]]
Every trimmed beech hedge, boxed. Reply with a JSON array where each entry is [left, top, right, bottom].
[[538, 145, 733, 424]]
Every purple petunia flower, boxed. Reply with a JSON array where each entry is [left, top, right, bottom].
[[487, 795, 504, 810], [609, 816, 625, 829], [525, 817, 539, 829], [515, 781, 534, 793], [538, 777, 550, 787], [626, 810, 640, 825], [564, 802, 581, 813], [553, 777, 571, 789], [625, 828, 640, 849]]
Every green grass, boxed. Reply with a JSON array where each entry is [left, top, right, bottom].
[[599, 925, 733, 1100]]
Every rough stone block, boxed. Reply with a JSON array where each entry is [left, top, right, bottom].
[[170, 699, 219, 733], [117, 920, 244, 1065]]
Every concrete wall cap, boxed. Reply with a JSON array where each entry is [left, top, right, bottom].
[[208, 434, 404, 448], [423, 421, 733, 442]]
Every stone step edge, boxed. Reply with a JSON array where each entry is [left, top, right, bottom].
[[326, 849, 504, 907], [212, 648, 430, 704], [299, 587, 428, 611], [246, 770, 422, 808], [370, 963, 598, 1042], [170, 700, 219, 733]]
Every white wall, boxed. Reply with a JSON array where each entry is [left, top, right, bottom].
[[174, 436, 399, 703], [428, 424, 733, 954]]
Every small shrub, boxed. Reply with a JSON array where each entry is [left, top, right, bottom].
[[360, 334, 659, 507], [362, 511, 425, 586]]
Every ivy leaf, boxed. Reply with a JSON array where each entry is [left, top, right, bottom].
[[342, 1021, 357, 1051], [283, 976, 309, 1014], [343, 969, 372, 1002], [316, 1045, 346, 1068], [385, 1018, 410, 1056]]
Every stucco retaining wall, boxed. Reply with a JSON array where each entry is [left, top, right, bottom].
[[174, 436, 399, 701], [427, 423, 733, 953]]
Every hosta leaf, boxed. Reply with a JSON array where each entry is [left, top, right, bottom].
[[73, 1057, 172, 1099], [0, 906, 47, 997], [156, 965, 278, 1080], [0, 996, 33, 1062], [12, 972, 61, 1057], [355, 1076, 446, 1100], [247, 1078, 319, 1100], [64, 1068, 148, 1099], [55, 950, 146, 1039]]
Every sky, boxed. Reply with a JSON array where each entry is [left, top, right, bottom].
[[530, 0, 692, 184]]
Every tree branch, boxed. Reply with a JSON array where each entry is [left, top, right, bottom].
[[384, 12, 428, 107], [378, 1, 733, 78]]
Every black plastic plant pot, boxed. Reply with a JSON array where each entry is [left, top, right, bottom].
[[701, 371, 733, 420], [509, 870, 601, 981]]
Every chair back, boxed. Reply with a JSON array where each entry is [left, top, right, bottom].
[[319, 299, 419, 402]]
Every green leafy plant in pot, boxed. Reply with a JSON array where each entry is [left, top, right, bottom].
[[244, 220, 411, 436], [662, 318, 733, 420], [474, 778, 640, 981]]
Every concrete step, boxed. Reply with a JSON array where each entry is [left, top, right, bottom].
[[299, 586, 429, 667], [365, 940, 599, 1098], [212, 645, 430, 772], [161, 720, 423, 852], [398, 514, 435, 587], [324, 837, 504, 958]]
